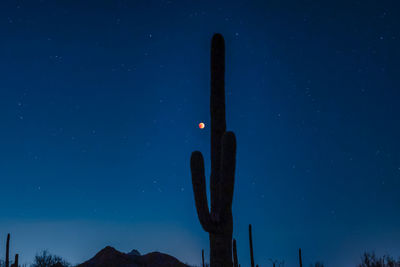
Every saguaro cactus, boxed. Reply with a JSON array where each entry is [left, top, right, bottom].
[[14, 254, 19, 267], [202, 249, 205, 267], [233, 239, 238, 267], [249, 224, 255, 267], [190, 33, 237, 267], [6, 233, 10, 267], [299, 248, 303, 267]]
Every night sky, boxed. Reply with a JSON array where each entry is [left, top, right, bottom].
[[1, 1, 399, 266]]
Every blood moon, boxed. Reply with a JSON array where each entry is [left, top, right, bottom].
[[198, 122, 205, 129]]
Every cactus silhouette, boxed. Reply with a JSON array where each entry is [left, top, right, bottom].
[[6, 233, 10, 267], [249, 225, 255, 267], [233, 239, 238, 267], [299, 248, 302, 267], [190, 33, 237, 267], [202, 249, 205, 267], [14, 254, 19, 267]]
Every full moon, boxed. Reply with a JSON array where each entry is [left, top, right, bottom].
[[199, 122, 205, 129]]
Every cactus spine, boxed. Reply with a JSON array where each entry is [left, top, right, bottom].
[[6, 233, 10, 267], [249, 225, 254, 267], [299, 248, 303, 267], [233, 239, 238, 267], [190, 33, 237, 267]]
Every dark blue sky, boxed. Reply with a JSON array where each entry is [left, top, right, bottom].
[[1, 0, 399, 266]]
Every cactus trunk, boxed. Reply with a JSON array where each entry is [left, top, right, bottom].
[[14, 254, 19, 267], [249, 225, 254, 267], [6, 233, 10, 267], [209, 234, 233, 266], [190, 33, 236, 267]]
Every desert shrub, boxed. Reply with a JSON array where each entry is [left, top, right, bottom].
[[358, 252, 400, 267], [30, 250, 70, 267]]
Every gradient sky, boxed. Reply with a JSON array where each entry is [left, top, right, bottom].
[[1, 1, 399, 266]]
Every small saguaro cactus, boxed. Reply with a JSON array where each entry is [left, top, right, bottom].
[[233, 239, 238, 267], [249, 224, 255, 267], [13, 254, 19, 267], [202, 249, 205, 267], [6, 233, 10, 267], [190, 33, 237, 267], [299, 248, 303, 267]]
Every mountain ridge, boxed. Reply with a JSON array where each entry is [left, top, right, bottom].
[[76, 246, 190, 267]]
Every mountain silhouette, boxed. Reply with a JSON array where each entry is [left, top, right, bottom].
[[76, 246, 190, 267]]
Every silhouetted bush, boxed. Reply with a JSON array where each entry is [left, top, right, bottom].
[[358, 252, 400, 267], [30, 250, 70, 267]]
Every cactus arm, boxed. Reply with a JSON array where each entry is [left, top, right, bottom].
[[219, 131, 236, 214], [210, 33, 226, 214], [191, 151, 215, 233]]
